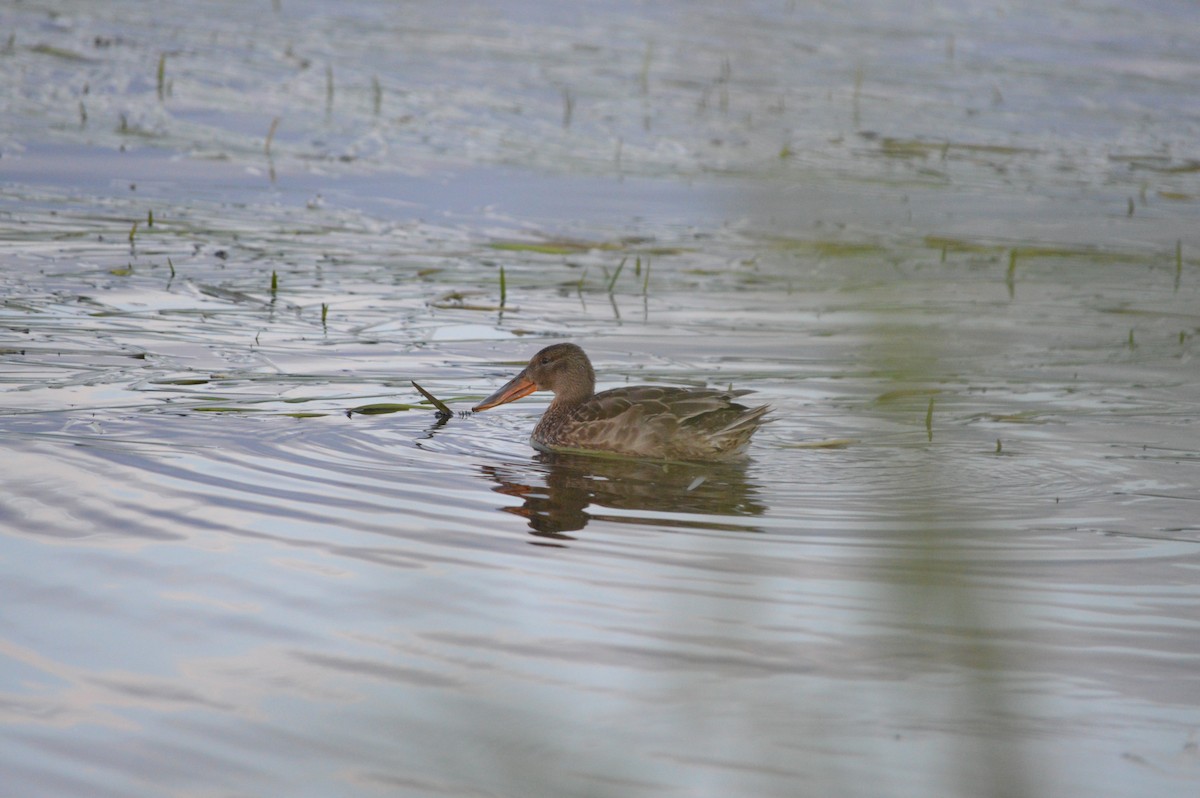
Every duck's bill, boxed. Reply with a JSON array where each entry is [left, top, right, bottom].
[[472, 371, 537, 412]]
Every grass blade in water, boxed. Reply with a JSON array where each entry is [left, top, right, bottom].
[[412, 381, 453, 418]]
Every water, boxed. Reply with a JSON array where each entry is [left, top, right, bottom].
[[2, 1, 1199, 797]]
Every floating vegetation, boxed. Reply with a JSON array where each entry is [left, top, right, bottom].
[[153, 377, 209, 386], [876, 137, 1039, 160], [499, 265, 507, 308], [1115, 157, 1200, 174], [872, 388, 941, 404], [923, 236, 1002, 255], [348, 402, 419, 415], [30, 43, 95, 62], [156, 52, 166, 101], [1010, 245, 1135, 262], [488, 240, 593, 255], [767, 237, 886, 258]]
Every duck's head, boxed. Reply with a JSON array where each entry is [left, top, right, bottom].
[[473, 343, 596, 411]]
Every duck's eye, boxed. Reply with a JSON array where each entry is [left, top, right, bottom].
[[539, 356, 551, 365]]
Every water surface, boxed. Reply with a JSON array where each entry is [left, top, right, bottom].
[[2, 1, 1199, 797]]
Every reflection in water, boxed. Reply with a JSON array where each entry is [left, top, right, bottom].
[[481, 452, 766, 541]]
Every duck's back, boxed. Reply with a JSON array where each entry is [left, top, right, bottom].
[[533, 386, 769, 460]]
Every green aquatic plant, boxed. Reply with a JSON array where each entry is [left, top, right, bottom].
[[31, 43, 94, 62], [499, 265, 507, 308], [489, 241, 586, 255], [156, 53, 166, 101], [607, 257, 627, 294], [923, 236, 1002, 254], [349, 403, 419, 415]]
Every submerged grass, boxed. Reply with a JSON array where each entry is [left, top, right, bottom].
[[876, 137, 1039, 160], [767, 237, 887, 258], [488, 240, 593, 255]]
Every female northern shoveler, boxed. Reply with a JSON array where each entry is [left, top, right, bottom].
[[472, 343, 769, 460]]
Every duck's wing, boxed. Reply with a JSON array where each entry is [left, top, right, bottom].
[[555, 387, 768, 459]]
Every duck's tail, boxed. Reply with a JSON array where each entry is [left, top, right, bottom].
[[713, 403, 771, 456]]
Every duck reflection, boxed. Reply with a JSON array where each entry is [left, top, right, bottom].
[[481, 452, 767, 543]]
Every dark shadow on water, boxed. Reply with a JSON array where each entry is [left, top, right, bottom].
[[481, 452, 767, 543]]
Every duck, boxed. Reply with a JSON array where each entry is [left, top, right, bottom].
[[472, 343, 769, 460]]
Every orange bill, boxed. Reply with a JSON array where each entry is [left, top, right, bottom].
[[472, 370, 538, 412]]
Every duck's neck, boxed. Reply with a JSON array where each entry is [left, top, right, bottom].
[[550, 364, 596, 409], [537, 381, 593, 438]]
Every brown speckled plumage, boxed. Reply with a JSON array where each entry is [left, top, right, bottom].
[[473, 343, 769, 460]]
